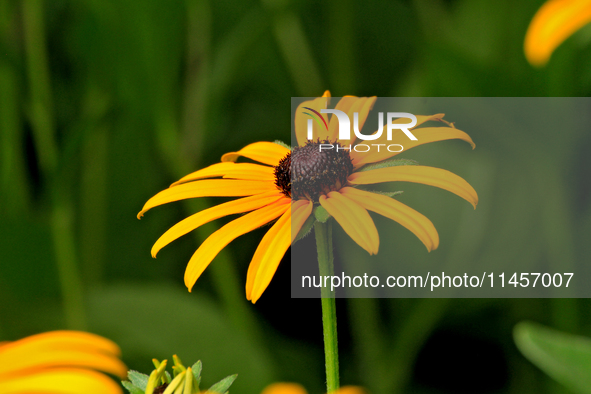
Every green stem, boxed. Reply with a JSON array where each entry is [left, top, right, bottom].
[[314, 221, 339, 393], [51, 191, 86, 329], [22, 0, 86, 329]]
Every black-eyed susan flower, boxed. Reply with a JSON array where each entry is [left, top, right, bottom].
[[0, 330, 127, 394], [525, 0, 591, 66], [139, 92, 477, 303], [261, 382, 366, 394]]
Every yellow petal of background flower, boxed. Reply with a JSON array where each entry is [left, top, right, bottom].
[[335, 387, 369, 394], [221, 141, 289, 166], [0, 368, 123, 394], [151, 192, 287, 257], [319, 192, 379, 255], [259, 383, 367, 394], [0, 331, 126, 378], [524, 0, 591, 66], [171, 162, 275, 186], [0, 330, 121, 357], [0, 350, 126, 379], [352, 126, 474, 167], [295, 92, 331, 146], [348, 166, 478, 208], [260, 382, 308, 394], [184, 199, 290, 291], [341, 187, 439, 251], [138, 180, 276, 218], [246, 200, 312, 303]]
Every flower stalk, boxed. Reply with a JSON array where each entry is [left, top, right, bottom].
[[314, 220, 340, 393]]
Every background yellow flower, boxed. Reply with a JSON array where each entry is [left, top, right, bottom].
[[261, 382, 367, 394], [525, 0, 591, 65], [0, 331, 126, 394]]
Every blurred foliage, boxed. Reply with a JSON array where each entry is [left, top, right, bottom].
[[1, 0, 591, 393], [515, 322, 591, 394]]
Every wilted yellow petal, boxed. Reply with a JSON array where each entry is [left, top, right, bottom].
[[341, 187, 439, 251], [151, 192, 286, 257], [184, 199, 290, 291], [295, 92, 331, 146], [138, 180, 276, 218], [0, 368, 123, 394], [352, 126, 474, 167], [171, 162, 275, 186], [319, 192, 379, 255], [221, 142, 289, 165], [524, 0, 591, 66], [348, 166, 478, 209]]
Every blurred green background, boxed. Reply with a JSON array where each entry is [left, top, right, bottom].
[[1, 0, 591, 393]]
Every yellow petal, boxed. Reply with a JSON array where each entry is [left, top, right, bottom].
[[184, 199, 290, 291], [0, 368, 123, 394], [290, 199, 314, 243], [524, 0, 591, 66], [334, 387, 369, 394], [295, 93, 331, 146], [138, 180, 276, 218], [246, 209, 291, 303], [246, 200, 312, 303], [261, 382, 308, 394], [348, 166, 478, 209], [319, 191, 379, 255], [328, 96, 377, 145], [352, 125, 475, 167], [0, 331, 126, 378], [221, 142, 289, 166], [340, 187, 439, 251], [0, 330, 121, 357], [171, 162, 275, 186], [151, 192, 286, 257]]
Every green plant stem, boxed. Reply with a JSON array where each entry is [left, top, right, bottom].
[[22, 0, 86, 329], [314, 221, 339, 393]]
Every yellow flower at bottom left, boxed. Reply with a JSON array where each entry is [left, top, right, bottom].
[[0, 330, 127, 394]]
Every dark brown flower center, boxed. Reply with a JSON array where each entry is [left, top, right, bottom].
[[274, 140, 353, 201]]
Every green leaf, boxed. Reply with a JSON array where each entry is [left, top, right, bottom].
[[208, 374, 238, 393], [514, 321, 591, 394], [293, 209, 316, 244], [191, 360, 202, 388], [127, 370, 149, 390], [357, 158, 418, 172], [314, 205, 330, 223], [121, 380, 144, 394], [273, 140, 291, 150]]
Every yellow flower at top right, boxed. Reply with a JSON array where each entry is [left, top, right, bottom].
[[525, 0, 591, 66]]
